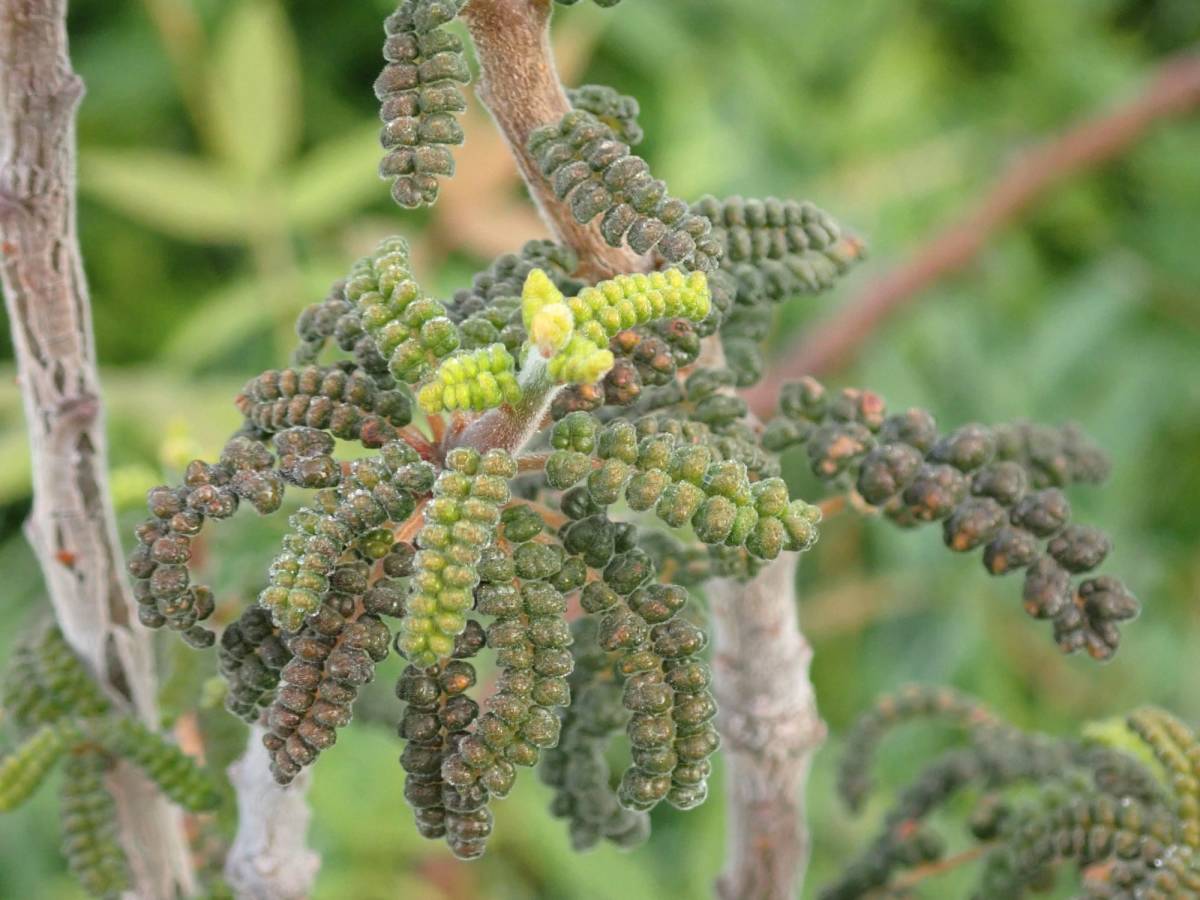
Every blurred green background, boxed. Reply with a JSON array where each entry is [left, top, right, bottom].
[[1, 0, 1198, 896]]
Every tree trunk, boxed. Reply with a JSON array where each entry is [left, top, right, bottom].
[[708, 555, 825, 899], [0, 1, 195, 896]]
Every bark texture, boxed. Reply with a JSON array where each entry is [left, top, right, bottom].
[[709, 555, 825, 900], [225, 726, 321, 900], [462, 0, 642, 279], [0, 1, 194, 896]]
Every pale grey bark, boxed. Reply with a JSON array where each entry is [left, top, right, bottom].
[[225, 726, 321, 900], [709, 555, 825, 899], [0, 1, 195, 896]]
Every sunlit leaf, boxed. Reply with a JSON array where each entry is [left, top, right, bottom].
[[284, 122, 385, 230], [207, 0, 301, 178], [80, 150, 251, 243], [160, 267, 344, 372]]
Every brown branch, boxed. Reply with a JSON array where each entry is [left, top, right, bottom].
[[746, 48, 1200, 417], [461, 0, 644, 280], [708, 554, 826, 900], [0, 1, 195, 895], [882, 843, 993, 894]]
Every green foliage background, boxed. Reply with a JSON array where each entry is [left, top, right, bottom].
[[1, 0, 1197, 896]]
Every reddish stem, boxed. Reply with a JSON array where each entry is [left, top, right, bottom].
[[746, 49, 1200, 417]]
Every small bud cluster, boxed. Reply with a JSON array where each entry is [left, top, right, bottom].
[[526, 268, 710, 357], [258, 439, 431, 632], [2, 625, 110, 725], [338, 236, 460, 384], [693, 195, 843, 267], [430, 508, 575, 840], [218, 606, 291, 722], [837, 684, 999, 814], [1127, 708, 1200, 849], [376, 0, 469, 208], [397, 448, 516, 667], [449, 239, 582, 325], [528, 110, 722, 272], [93, 718, 222, 811], [0, 724, 67, 812], [395, 620, 489, 859], [60, 750, 128, 898], [678, 195, 864, 392], [979, 792, 1200, 897], [539, 617, 650, 850], [546, 412, 819, 560], [763, 376, 1137, 658], [1, 624, 218, 898], [521, 267, 714, 400], [694, 195, 863, 309], [825, 687, 1200, 899], [128, 436, 282, 647], [992, 419, 1112, 489], [293, 278, 349, 365], [417, 344, 520, 414], [553, 493, 722, 814], [263, 581, 393, 785], [567, 84, 643, 146], [235, 364, 413, 447]]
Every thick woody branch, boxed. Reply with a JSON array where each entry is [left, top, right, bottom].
[[746, 48, 1200, 416], [708, 554, 826, 900], [0, 1, 194, 896], [224, 726, 321, 900], [461, 0, 643, 279]]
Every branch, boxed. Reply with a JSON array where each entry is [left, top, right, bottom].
[[746, 48, 1200, 416], [880, 842, 992, 895], [708, 554, 826, 900], [0, 1, 195, 896], [224, 726, 320, 900], [460, 7, 826, 896], [461, 0, 643, 279]]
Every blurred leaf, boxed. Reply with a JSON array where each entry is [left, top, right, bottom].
[[80, 149, 251, 243], [0, 427, 31, 505], [159, 276, 267, 370], [284, 122, 387, 230], [1019, 256, 1145, 390], [207, 0, 301, 179], [160, 266, 343, 372]]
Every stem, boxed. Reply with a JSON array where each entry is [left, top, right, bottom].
[[746, 48, 1200, 413], [0, 1, 194, 896], [881, 842, 992, 894], [707, 554, 826, 900], [461, 0, 644, 280], [224, 726, 321, 900], [459, 7, 829, 891], [455, 350, 563, 455]]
